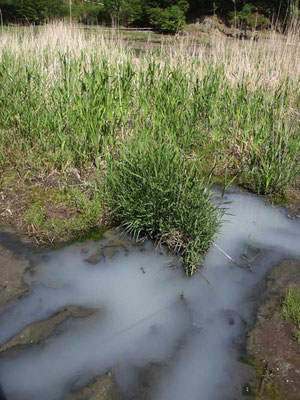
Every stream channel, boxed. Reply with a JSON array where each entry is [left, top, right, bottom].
[[0, 189, 299, 400]]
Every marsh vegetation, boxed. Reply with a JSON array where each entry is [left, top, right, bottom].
[[0, 24, 299, 272]]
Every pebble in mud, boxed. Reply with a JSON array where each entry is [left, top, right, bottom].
[[84, 230, 133, 264]]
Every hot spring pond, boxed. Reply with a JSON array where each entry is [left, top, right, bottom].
[[0, 191, 300, 400]]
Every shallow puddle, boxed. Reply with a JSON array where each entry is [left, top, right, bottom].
[[0, 191, 299, 400]]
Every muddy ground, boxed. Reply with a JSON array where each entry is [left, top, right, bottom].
[[0, 228, 34, 313], [247, 260, 300, 400]]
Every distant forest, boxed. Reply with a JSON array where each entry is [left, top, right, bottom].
[[0, 0, 298, 33]]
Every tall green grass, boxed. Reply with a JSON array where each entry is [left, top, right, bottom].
[[0, 32, 298, 195], [194, 68, 300, 194]]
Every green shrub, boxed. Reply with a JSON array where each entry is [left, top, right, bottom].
[[149, 5, 186, 34], [104, 137, 221, 275]]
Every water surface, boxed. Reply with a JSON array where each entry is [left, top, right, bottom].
[[0, 191, 299, 400]]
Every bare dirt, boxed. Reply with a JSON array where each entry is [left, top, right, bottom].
[[247, 260, 300, 400]]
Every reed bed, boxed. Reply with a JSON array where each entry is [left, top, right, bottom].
[[0, 23, 299, 272]]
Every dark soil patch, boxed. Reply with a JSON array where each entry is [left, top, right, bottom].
[[247, 260, 300, 400]]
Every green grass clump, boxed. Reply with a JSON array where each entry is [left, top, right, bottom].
[[104, 138, 221, 275], [282, 288, 300, 343]]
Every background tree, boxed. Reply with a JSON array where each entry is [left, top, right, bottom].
[[71, 0, 103, 24], [0, 0, 67, 23], [149, 4, 187, 33], [0, 0, 298, 31], [98, 0, 144, 26], [228, 3, 270, 30]]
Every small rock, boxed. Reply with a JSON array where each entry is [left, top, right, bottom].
[[103, 247, 118, 261], [84, 251, 101, 264]]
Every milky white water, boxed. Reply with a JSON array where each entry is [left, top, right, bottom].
[[0, 191, 299, 400]]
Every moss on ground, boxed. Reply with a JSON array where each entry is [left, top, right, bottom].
[[0, 169, 105, 243]]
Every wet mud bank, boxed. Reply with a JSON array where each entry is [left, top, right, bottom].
[[0, 244, 29, 313], [246, 260, 300, 400], [0, 191, 300, 400]]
